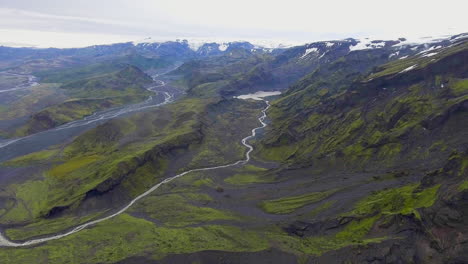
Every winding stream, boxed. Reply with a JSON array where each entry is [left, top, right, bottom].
[[0, 72, 39, 93], [0, 98, 271, 247]]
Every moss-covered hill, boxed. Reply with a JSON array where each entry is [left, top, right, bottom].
[[258, 40, 468, 171], [13, 66, 154, 136], [250, 38, 468, 262]]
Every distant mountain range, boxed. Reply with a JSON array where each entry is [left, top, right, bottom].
[[2, 32, 467, 64]]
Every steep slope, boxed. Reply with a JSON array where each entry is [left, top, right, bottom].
[[248, 38, 468, 262], [168, 48, 273, 96], [172, 35, 464, 98], [258, 39, 468, 169]]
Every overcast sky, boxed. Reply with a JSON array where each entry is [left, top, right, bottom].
[[0, 0, 467, 48]]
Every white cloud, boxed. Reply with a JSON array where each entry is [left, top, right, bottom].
[[0, 0, 466, 48], [0, 29, 137, 48], [0, 8, 127, 25]]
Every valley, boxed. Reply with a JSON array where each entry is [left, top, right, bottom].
[[0, 33, 466, 264]]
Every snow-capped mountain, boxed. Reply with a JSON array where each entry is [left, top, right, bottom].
[[132, 37, 298, 57]]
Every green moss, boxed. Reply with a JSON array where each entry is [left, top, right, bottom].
[[241, 165, 268, 172], [132, 194, 240, 227], [458, 180, 468, 191], [429, 140, 448, 152], [335, 215, 379, 241], [0, 212, 386, 262], [377, 143, 402, 158], [60, 66, 152, 98], [182, 193, 213, 202], [258, 144, 298, 161], [48, 155, 101, 179], [192, 178, 215, 188], [269, 215, 385, 256], [342, 143, 373, 160], [302, 200, 336, 219], [2, 148, 61, 167], [317, 88, 329, 97], [0, 199, 31, 223], [224, 173, 275, 185], [461, 157, 468, 176], [0, 180, 50, 224], [0, 214, 270, 263], [259, 43, 468, 171], [347, 183, 440, 218], [349, 118, 364, 131], [259, 189, 339, 214], [367, 130, 384, 146], [451, 79, 468, 96], [285, 183, 441, 254]]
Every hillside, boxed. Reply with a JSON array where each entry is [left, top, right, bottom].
[[14, 66, 154, 136], [252, 38, 468, 262]]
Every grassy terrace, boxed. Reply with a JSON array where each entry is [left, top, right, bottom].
[[224, 165, 274, 185], [259, 189, 339, 214]]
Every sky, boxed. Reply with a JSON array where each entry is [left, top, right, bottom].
[[0, 0, 467, 48]]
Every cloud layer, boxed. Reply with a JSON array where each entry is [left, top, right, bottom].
[[0, 0, 467, 48]]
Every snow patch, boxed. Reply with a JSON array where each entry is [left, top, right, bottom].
[[417, 45, 442, 55], [399, 55, 409, 60], [450, 34, 468, 42], [399, 64, 417, 74], [349, 39, 385, 51], [422, 52, 438, 57], [218, 43, 229, 51], [300, 47, 319, 58], [235, 91, 282, 100], [394, 33, 468, 48], [187, 41, 205, 51], [389, 51, 400, 58]]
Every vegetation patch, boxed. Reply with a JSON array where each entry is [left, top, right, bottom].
[[0, 214, 270, 263], [451, 78, 468, 96], [48, 155, 101, 179], [259, 189, 339, 214], [2, 148, 61, 167], [346, 183, 440, 219], [224, 173, 275, 185], [131, 194, 240, 227], [301, 200, 336, 219], [458, 180, 468, 191], [224, 165, 273, 185], [266, 215, 385, 256]]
